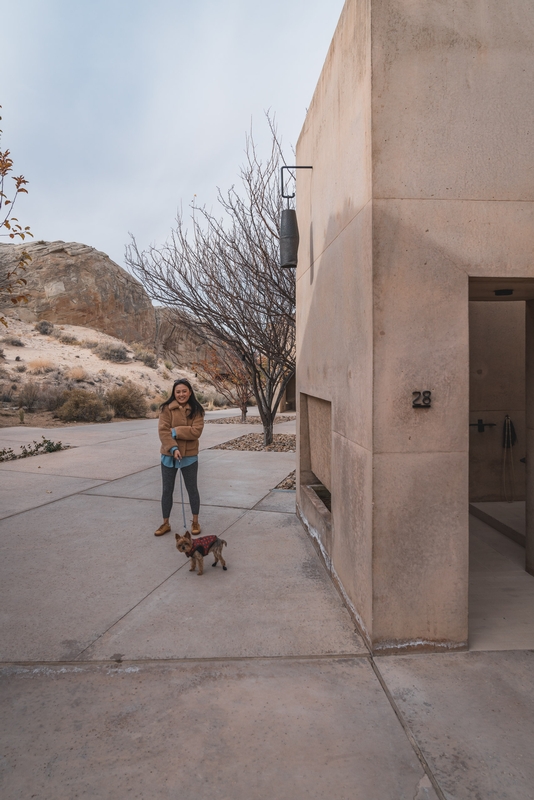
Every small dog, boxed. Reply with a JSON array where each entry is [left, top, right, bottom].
[[175, 531, 228, 575]]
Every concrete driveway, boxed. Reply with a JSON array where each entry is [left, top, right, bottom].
[[1, 416, 533, 799]]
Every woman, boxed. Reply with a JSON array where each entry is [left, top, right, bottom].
[[155, 379, 205, 537]]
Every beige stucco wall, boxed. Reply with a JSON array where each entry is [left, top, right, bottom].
[[296, 0, 374, 640], [296, 0, 534, 651]]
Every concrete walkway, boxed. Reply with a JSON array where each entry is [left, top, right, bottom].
[[1, 417, 533, 799]]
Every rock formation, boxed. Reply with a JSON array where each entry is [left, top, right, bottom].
[[0, 240, 212, 367], [0, 241, 156, 345]]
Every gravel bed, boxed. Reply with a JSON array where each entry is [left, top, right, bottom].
[[275, 470, 296, 490], [206, 414, 296, 425], [211, 433, 296, 452]]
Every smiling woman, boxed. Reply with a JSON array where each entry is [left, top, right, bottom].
[[155, 378, 205, 539]]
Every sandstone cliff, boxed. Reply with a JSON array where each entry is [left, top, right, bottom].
[[0, 240, 215, 367], [0, 241, 156, 345]]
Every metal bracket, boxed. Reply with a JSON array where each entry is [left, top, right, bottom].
[[469, 419, 496, 433], [281, 166, 313, 205]]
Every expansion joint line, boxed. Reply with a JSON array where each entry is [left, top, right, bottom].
[[368, 656, 447, 800]]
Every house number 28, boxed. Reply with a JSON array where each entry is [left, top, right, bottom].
[[412, 391, 432, 408]]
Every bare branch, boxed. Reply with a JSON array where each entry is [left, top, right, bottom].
[[126, 115, 295, 444]]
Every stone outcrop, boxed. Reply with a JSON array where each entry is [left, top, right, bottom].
[[0, 240, 214, 367], [0, 241, 156, 345]]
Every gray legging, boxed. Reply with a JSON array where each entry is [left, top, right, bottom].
[[161, 461, 200, 519]]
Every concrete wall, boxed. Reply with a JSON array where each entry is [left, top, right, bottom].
[[296, 0, 374, 641], [469, 302, 526, 502], [306, 396, 332, 491], [296, 0, 534, 651]]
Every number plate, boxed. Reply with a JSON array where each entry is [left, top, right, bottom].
[[413, 391, 432, 408]]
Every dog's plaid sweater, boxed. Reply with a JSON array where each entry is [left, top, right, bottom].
[[188, 535, 217, 557]]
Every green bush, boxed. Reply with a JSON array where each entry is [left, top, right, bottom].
[[56, 389, 113, 422], [34, 320, 55, 335], [106, 382, 148, 418], [95, 342, 129, 363], [164, 360, 173, 371]]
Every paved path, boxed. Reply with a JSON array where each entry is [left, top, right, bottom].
[[1, 418, 533, 799]]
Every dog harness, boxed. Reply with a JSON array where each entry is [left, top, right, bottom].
[[188, 535, 217, 558]]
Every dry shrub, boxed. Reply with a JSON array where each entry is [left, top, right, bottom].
[[59, 333, 78, 345], [164, 360, 173, 371], [95, 342, 129, 363], [0, 347, 4, 360], [0, 383, 14, 402], [56, 389, 113, 422], [18, 380, 40, 411], [132, 345, 158, 368], [29, 358, 55, 375], [39, 385, 65, 411], [34, 320, 55, 335], [15, 364, 27, 373], [66, 366, 88, 382], [106, 382, 147, 418], [82, 340, 98, 349], [2, 336, 24, 347]]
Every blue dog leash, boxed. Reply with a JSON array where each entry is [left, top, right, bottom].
[[172, 427, 188, 533], [179, 469, 188, 533]]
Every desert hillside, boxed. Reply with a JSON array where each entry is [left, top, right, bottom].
[[0, 317, 222, 428]]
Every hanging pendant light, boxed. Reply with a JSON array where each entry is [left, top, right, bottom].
[[279, 166, 312, 269], [280, 208, 300, 268]]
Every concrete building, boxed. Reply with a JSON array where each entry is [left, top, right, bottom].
[[295, 0, 534, 653]]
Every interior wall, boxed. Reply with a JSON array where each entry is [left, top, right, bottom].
[[526, 302, 534, 576], [469, 302, 526, 502]]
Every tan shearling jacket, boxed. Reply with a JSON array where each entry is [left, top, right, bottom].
[[158, 401, 204, 458]]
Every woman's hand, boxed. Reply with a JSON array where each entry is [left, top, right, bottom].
[[173, 449, 182, 460]]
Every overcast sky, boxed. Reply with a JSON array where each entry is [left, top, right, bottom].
[[1, 0, 345, 268]]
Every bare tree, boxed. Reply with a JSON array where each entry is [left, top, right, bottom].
[[192, 347, 253, 423], [126, 122, 295, 445]]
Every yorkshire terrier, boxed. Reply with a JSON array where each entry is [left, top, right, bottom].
[[175, 531, 228, 576]]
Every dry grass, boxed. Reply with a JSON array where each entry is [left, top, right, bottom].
[[28, 358, 56, 375], [66, 366, 88, 382]]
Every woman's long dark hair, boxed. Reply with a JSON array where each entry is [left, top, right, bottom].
[[159, 379, 205, 418]]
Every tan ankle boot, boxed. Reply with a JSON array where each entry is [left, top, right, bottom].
[[154, 521, 171, 536], [191, 520, 201, 536]]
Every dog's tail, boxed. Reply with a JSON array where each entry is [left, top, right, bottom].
[[219, 538, 227, 548]]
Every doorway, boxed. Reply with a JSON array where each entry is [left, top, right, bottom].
[[468, 278, 534, 650]]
